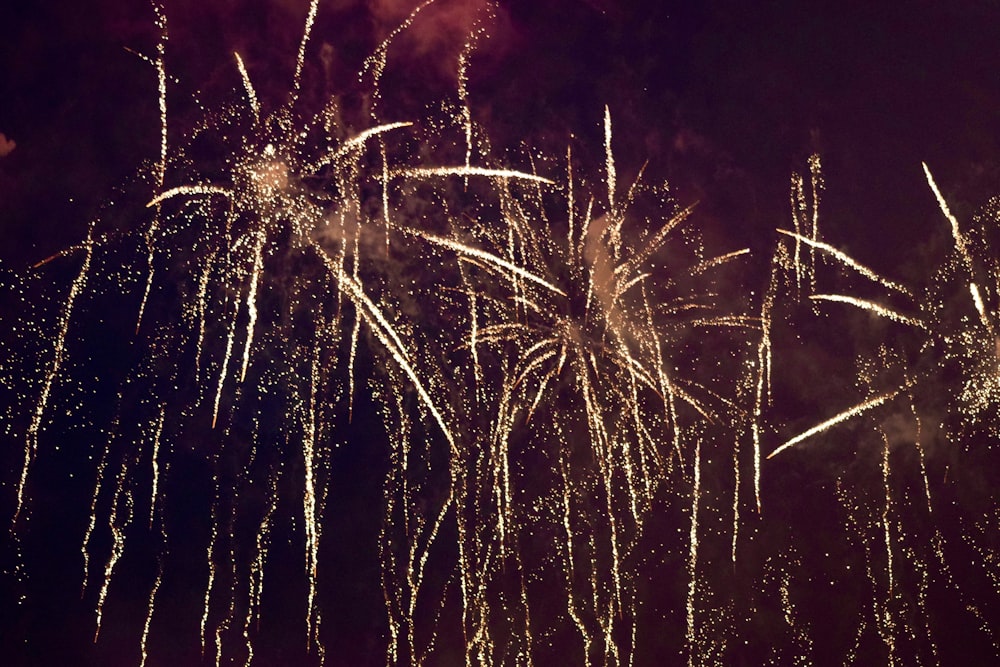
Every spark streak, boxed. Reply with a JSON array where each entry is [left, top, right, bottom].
[[768, 383, 913, 459], [810, 294, 926, 329], [15, 226, 94, 526]]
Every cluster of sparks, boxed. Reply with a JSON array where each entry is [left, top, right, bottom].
[[3, 2, 1000, 665]]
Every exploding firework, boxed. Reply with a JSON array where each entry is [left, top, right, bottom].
[[3, 2, 1000, 666]]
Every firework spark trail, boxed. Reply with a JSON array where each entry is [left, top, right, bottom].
[[139, 557, 164, 667], [302, 344, 323, 652], [193, 250, 216, 379], [808, 154, 823, 293], [136, 1, 169, 334], [212, 313, 238, 429], [605, 106, 616, 215], [879, 430, 897, 666], [15, 225, 94, 527], [399, 227, 566, 296], [768, 381, 914, 459], [790, 173, 804, 297], [775, 230, 913, 297], [82, 430, 112, 594], [686, 437, 702, 667], [923, 164, 999, 334], [361, 0, 436, 122], [306, 122, 414, 173], [234, 52, 259, 121], [200, 467, 220, 654], [146, 184, 232, 208], [393, 165, 555, 185], [328, 259, 457, 453], [238, 234, 265, 383], [280, 0, 320, 115], [923, 163, 975, 277], [213, 498, 239, 667], [94, 458, 133, 641], [557, 445, 593, 666], [691, 248, 751, 276], [244, 470, 279, 665], [148, 406, 165, 529], [456, 2, 495, 181], [788, 155, 823, 298], [809, 294, 926, 329]]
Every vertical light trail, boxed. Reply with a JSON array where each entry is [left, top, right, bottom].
[[303, 347, 322, 653], [239, 237, 265, 383], [807, 153, 823, 296], [234, 52, 259, 121], [361, 0, 437, 122], [686, 438, 702, 667], [94, 460, 133, 641], [136, 2, 169, 333], [194, 251, 215, 379], [200, 469, 219, 654], [289, 0, 319, 106], [16, 226, 94, 526], [212, 315, 238, 429], [881, 430, 897, 666], [139, 560, 164, 667], [149, 407, 165, 529], [604, 106, 616, 215], [82, 437, 111, 594]]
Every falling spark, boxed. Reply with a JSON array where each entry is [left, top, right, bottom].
[[393, 165, 554, 184], [810, 294, 926, 329], [139, 561, 164, 667], [776, 230, 912, 297], [768, 383, 913, 459], [880, 430, 897, 666], [686, 437, 702, 667], [234, 52, 259, 121], [148, 407, 165, 529], [15, 225, 94, 526], [605, 105, 616, 214], [94, 460, 133, 641], [399, 228, 567, 296]]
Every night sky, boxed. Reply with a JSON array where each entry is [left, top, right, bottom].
[[2, 1, 1000, 665]]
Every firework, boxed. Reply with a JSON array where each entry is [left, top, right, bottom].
[[4, 2, 1000, 666]]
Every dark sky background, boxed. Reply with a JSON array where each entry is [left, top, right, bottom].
[[2, 1, 1000, 665]]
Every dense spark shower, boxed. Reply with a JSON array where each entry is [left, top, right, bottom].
[[3, 2, 1000, 666]]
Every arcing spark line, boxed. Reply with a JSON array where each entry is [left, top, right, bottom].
[[768, 382, 914, 459]]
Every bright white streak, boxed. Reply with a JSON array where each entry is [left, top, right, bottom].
[[234, 52, 259, 120], [147, 184, 232, 208], [239, 238, 265, 382], [393, 165, 554, 185], [149, 407, 165, 529], [691, 248, 751, 275], [810, 294, 926, 329], [970, 283, 993, 332], [332, 266, 457, 456], [768, 384, 911, 459], [686, 438, 702, 667], [16, 228, 93, 526], [400, 229, 566, 297], [136, 3, 168, 334], [923, 162, 974, 268], [212, 317, 237, 429], [604, 105, 615, 213], [138, 564, 163, 667], [308, 122, 413, 172], [776, 230, 912, 297], [290, 0, 319, 100]]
